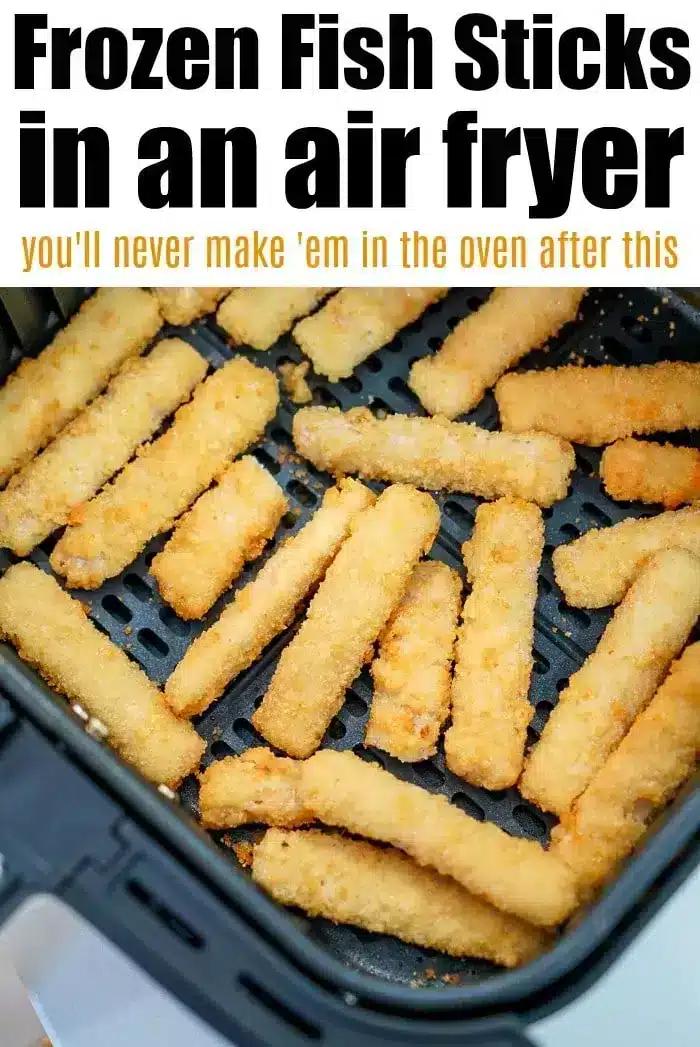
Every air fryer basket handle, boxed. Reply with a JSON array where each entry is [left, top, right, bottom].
[[0, 692, 540, 1047]]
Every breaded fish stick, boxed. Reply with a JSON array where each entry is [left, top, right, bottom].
[[294, 288, 448, 381], [553, 505, 700, 608], [153, 287, 233, 326], [253, 486, 440, 758], [495, 361, 700, 446], [293, 407, 575, 508], [254, 830, 549, 967], [199, 748, 311, 828], [165, 479, 375, 716], [601, 439, 700, 509], [0, 288, 162, 486], [217, 289, 334, 350], [50, 358, 279, 589], [520, 549, 700, 816], [445, 500, 544, 790], [0, 340, 207, 557], [550, 644, 700, 896], [0, 563, 204, 786], [151, 457, 287, 619], [365, 561, 461, 761], [299, 750, 578, 927], [409, 288, 585, 420]]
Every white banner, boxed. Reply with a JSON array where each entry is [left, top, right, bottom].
[[0, 0, 697, 285]]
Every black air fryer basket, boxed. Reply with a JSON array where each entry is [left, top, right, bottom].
[[0, 286, 698, 1046]]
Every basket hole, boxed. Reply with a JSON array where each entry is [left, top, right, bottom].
[[271, 427, 292, 449], [364, 354, 382, 373], [127, 880, 204, 950], [467, 296, 484, 312], [137, 628, 169, 658], [159, 605, 190, 637], [556, 677, 569, 692], [602, 335, 634, 363], [558, 601, 592, 629], [388, 375, 422, 409], [368, 397, 393, 418], [252, 448, 281, 475], [533, 651, 550, 675], [512, 804, 548, 841], [443, 500, 473, 531], [233, 718, 264, 747], [353, 746, 383, 767], [281, 512, 298, 530], [239, 974, 321, 1041], [386, 337, 403, 353], [451, 792, 485, 821], [101, 594, 132, 625], [210, 739, 235, 759], [413, 761, 445, 789], [621, 315, 653, 343], [341, 375, 362, 394], [446, 315, 462, 332], [124, 573, 152, 602], [538, 575, 553, 596], [344, 691, 368, 717], [582, 501, 612, 527], [39, 533, 59, 556], [317, 387, 341, 408], [427, 336, 442, 351], [286, 479, 317, 508], [559, 523, 580, 541], [327, 718, 346, 741]]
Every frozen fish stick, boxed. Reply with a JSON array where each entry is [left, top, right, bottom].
[[199, 748, 311, 829], [601, 439, 700, 509], [165, 479, 375, 716], [550, 644, 700, 895], [0, 287, 162, 486], [253, 486, 440, 758], [409, 288, 585, 419], [217, 288, 334, 350], [293, 407, 575, 508], [0, 563, 204, 787], [50, 357, 279, 589], [0, 340, 207, 557], [299, 750, 578, 928], [495, 361, 700, 445], [151, 456, 287, 619], [294, 288, 448, 381], [254, 830, 549, 967], [445, 500, 544, 790], [153, 287, 233, 326], [521, 549, 700, 816], [553, 505, 700, 608], [365, 561, 461, 762]]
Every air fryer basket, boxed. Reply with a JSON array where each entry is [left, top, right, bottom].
[[0, 286, 698, 1047]]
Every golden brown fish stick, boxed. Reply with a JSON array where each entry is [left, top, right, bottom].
[[50, 358, 279, 589], [294, 288, 448, 380], [409, 288, 585, 419], [153, 287, 233, 325], [165, 479, 376, 716], [0, 288, 162, 486], [0, 563, 204, 786], [150, 457, 287, 619], [445, 500, 544, 791], [254, 830, 549, 967], [198, 749, 312, 829], [520, 549, 700, 816], [601, 439, 700, 509], [553, 505, 700, 608], [217, 288, 334, 350], [495, 361, 700, 446], [0, 340, 207, 557], [253, 486, 440, 758], [550, 644, 700, 896], [365, 561, 461, 762], [299, 750, 578, 927], [293, 406, 575, 508]]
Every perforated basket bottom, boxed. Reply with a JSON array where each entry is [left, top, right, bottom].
[[2, 287, 699, 987]]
